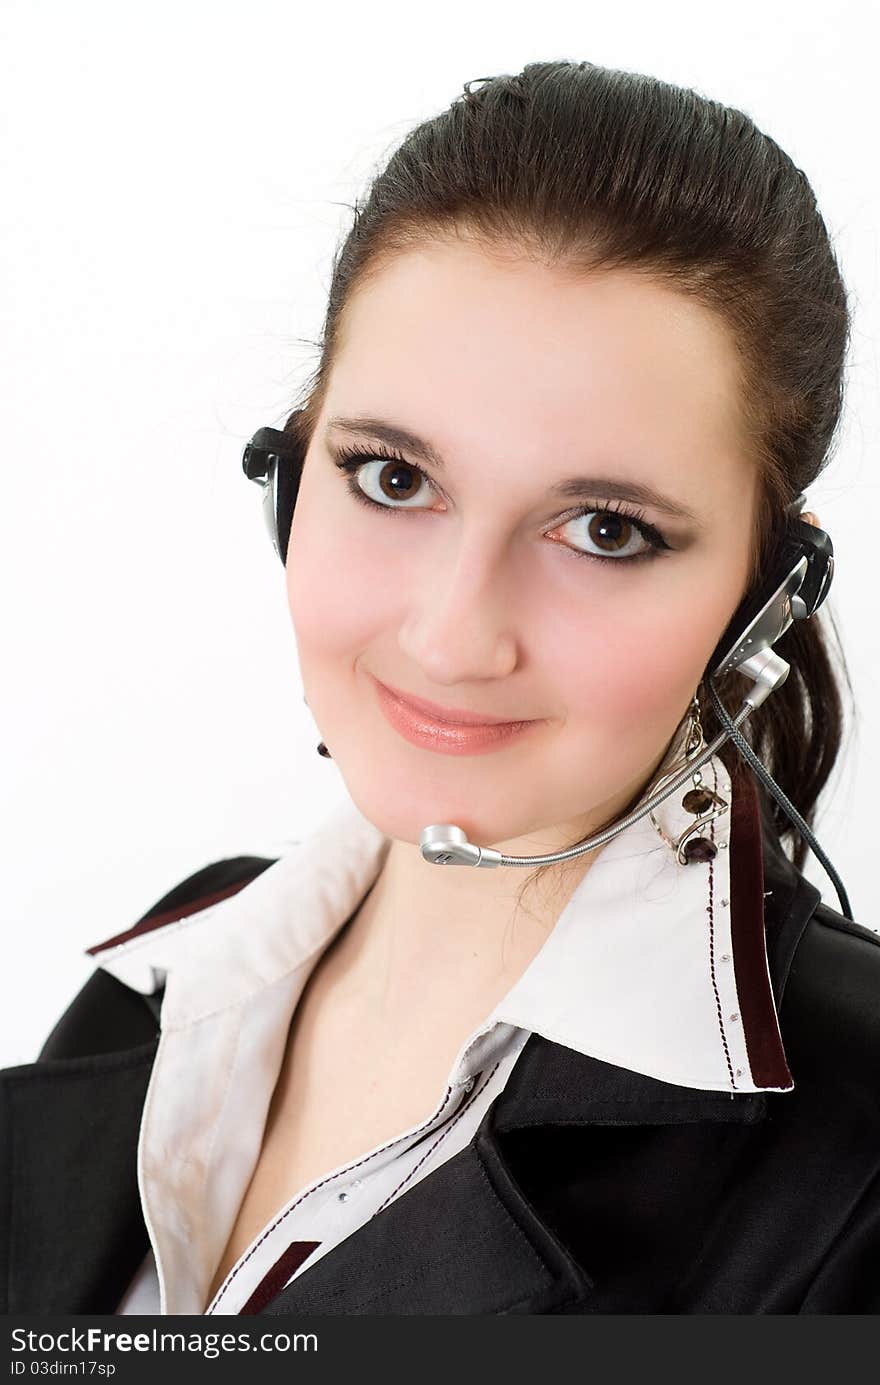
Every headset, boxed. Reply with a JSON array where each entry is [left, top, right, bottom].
[[242, 420, 853, 921]]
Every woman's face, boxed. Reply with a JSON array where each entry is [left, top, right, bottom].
[[286, 239, 758, 853]]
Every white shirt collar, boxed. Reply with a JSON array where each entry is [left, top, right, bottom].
[[87, 752, 792, 1095]]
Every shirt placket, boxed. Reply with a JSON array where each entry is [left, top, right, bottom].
[[204, 1065, 480, 1314], [206, 1019, 524, 1315]]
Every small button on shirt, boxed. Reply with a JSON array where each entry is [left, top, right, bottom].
[[90, 751, 791, 1315]]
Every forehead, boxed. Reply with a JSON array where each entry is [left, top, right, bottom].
[[327, 239, 749, 496]]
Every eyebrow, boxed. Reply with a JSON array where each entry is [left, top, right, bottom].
[[326, 415, 701, 524]]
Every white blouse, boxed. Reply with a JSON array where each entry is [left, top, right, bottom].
[[87, 751, 790, 1316]]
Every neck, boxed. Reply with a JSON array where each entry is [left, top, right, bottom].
[[305, 723, 687, 1048], [321, 775, 655, 1030]]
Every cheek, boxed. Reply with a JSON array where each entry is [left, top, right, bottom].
[[286, 486, 397, 657], [533, 574, 733, 734]]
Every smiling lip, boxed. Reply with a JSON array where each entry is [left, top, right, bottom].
[[371, 676, 542, 756], [374, 677, 530, 726]]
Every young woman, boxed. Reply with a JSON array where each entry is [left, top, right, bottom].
[[4, 58, 877, 1316]]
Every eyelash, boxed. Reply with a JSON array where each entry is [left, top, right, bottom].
[[330, 443, 672, 565]]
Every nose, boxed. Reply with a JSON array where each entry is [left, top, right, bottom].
[[397, 526, 520, 685]]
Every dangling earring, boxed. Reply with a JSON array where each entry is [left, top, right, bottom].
[[648, 687, 728, 864]]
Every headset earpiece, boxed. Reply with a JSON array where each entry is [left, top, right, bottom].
[[705, 495, 835, 682], [241, 416, 307, 565]]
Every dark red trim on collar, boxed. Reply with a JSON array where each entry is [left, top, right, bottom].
[[238, 1241, 321, 1315], [85, 876, 260, 956], [728, 767, 793, 1089]]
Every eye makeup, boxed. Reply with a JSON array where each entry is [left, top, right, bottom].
[[330, 443, 674, 567]]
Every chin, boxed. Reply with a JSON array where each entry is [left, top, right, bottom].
[[324, 716, 562, 845], [338, 768, 533, 855]]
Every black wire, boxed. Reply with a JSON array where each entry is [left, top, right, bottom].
[[705, 678, 853, 922]]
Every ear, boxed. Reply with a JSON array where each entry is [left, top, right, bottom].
[[800, 510, 821, 528]]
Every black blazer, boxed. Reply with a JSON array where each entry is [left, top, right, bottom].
[[2, 825, 879, 1316]]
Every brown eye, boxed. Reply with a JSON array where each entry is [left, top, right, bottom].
[[555, 506, 659, 562], [339, 453, 437, 510], [587, 512, 636, 553], [376, 461, 423, 502]]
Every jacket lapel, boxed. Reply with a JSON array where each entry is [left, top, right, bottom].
[[256, 1108, 593, 1315], [256, 1037, 777, 1316]]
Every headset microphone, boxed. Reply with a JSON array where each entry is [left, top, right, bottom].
[[242, 422, 852, 921]]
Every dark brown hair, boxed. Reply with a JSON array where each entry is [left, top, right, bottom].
[[282, 58, 854, 882]]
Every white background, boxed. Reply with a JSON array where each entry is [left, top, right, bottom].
[[2, 0, 877, 1067]]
